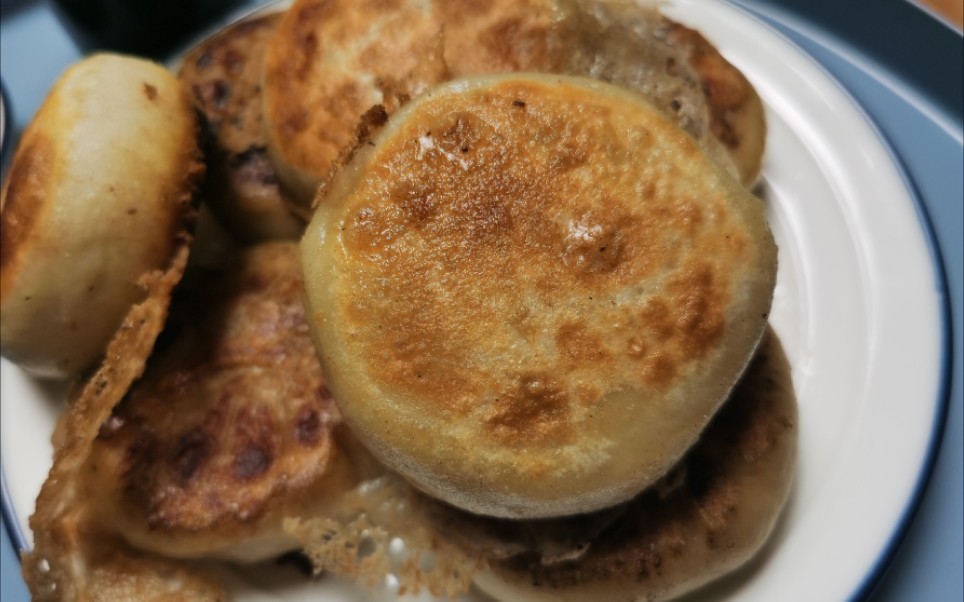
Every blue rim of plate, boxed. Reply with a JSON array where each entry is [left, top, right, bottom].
[[1, 461, 24, 551], [840, 119, 952, 602], [0, 78, 10, 168], [0, 73, 23, 557], [0, 2, 957, 601], [725, 5, 956, 601]]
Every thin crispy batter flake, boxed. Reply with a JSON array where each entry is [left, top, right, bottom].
[[285, 474, 485, 598], [22, 231, 225, 601]]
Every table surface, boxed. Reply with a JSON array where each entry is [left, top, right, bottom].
[[1, 1, 961, 601]]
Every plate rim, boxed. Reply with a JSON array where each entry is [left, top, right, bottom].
[[702, 2, 954, 598], [819, 74, 953, 602], [723, 6, 955, 600]]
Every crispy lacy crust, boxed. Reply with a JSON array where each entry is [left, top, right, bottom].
[[285, 475, 484, 598], [21, 240, 222, 601], [282, 428, 485, 597]]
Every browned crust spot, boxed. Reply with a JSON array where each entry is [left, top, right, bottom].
[[484, 373, 572, 445], [89, 244, 343, 536], [0, 134, 55, 302]]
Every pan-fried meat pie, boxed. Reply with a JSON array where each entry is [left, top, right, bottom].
[[83, 243, 355, 562], [178, 12, 306, 242], [464, 329, 797, 602], [262, 0, 765, 206], [301, 73, 777, 519], [0, 54, 202, 378]]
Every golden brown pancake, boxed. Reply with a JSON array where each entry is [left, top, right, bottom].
[[178, 12, 306, 242], [452, 329, 797, 602], [301, 73, 777, 519], [82, 242, 356, 562], [0, 53, 202, 378], [262, 0, 764, 206]]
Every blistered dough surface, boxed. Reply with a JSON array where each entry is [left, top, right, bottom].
[[302, 73, 776, 518], [85, 243, 354, 562]]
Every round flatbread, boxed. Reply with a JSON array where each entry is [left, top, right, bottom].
[[301, 73, 777, 518], [83, 243, 356, 562], [262, 0, 764, 205], [178, 12, 307, 242], [0, 53, 202, 378]]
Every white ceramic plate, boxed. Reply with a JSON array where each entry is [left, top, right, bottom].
[[0, 0, 947, 600]]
